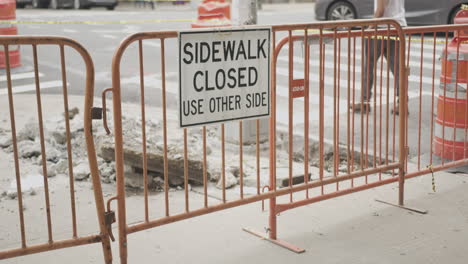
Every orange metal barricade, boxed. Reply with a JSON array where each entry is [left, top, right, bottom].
[[107, 19, 407, 263], [0, 36, 112, 263]]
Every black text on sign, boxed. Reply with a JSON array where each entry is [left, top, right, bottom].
[[179, 28, 271, 127]]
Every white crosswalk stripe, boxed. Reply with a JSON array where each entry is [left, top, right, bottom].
[[0, 71, 64, 96], [0, 71, 44, 82], [0, 80, 65, 95]]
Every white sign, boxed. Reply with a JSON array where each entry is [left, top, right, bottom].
[[179, 28, 270, 127]]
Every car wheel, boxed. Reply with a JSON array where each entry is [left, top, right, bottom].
[[326, 1, 356, 21], [16, 3, 26, 8], [49, 0, 58, 9], [106, 5, 115, 10]]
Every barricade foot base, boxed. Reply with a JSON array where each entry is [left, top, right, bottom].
[[375, 199, 428, 214], [242, 227, 305, 253]]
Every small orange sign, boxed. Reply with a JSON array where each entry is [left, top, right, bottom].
[[291, 79, 305, 98]]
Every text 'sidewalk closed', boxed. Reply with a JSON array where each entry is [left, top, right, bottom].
[[179, 28, 271, 127]]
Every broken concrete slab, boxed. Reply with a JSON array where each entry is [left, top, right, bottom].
[[100, 144, 206, 185]]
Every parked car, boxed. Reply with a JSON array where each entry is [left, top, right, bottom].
[[315, 0, 467, 25], [16, 0, 118, 10]]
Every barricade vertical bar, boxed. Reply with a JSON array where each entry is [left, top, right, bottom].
[[319, 28, 325, 194], [398, 27, 407, 206], [33, 45, 53, 243], [239, 121, 244, 199], [203, 126, 208, 207], [465, 65, 468, 160], [333, 28, 338, 182], [304, 28, 310, 198], [59, 44, 78, 238], [373, 27, 378, 170], [256, 119, 260, 196], [161, 38, 169, 217], [442, 32, 449, 166], [112, 36, 128, 264], [378, 33, 384, 179], [351, 35, 356, 176], [405, 34, 411, 173], [222, 123, 226, 203], [385, 27, 390, 167], [337, 35, 342, 187], [4, 44, 27, 248], [184, 128, 189, 212], [138, 39, 149, 222], [360, 28, 365, 172], [465, 35, 468, 160], [288, 29, 293, 201], [430, 32, 437, 164], [346, 29, 351, 175], [417, 35, 424, 169], [269, 29, 277, 240], [82, 37, 114, 263], [392, 37, 397, 176], [365, 31, 371, 172], [453, 31, 461, 161]]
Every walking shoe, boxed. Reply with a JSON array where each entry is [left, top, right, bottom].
[[350, 102, 371, 113]]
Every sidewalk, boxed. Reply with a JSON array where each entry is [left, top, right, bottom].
[[1, 94, 467, 264]]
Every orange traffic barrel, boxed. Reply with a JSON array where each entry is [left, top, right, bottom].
[[191, 0, 231, 28], [0, 0, 20, 69], [198, 0, 230, 19], [434, 37, 468, 160]]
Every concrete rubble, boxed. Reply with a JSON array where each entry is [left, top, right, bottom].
[[0, 103, 381, 200]]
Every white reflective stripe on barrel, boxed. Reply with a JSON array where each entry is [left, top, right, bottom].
[[439, 82, 468, 99], [441, 51, 468, 61], [434, 122, 468, 142]]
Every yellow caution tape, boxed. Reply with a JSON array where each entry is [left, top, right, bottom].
[[0, 18, 195, 25], [427, 164, 436, 192]]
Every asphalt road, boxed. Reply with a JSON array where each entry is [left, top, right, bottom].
[[11, 4, 315, 97]]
